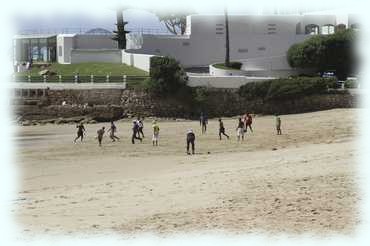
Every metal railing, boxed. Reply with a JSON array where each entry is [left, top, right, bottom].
[[17, 27, 171, 35], [13, 74, 149, 88]]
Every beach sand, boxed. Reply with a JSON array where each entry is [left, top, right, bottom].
[[13, 109, 360, 236]]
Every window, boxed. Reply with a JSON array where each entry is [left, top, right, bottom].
[[58, 46, 62, 56], [321, 24, 335, 35], [216, 27, 224, 31], [182, 41, 190, 46], [155, 49, 161, 53], [238, 48, 248, 53], [267, 32, 276, 35], [216, 32, 224, 35], [305, 24, 319, 35], [216, 23, 224, 26], [258, 47, 266, 51]]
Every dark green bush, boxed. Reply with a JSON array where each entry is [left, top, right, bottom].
[[146, 56, 188, 95], [239, 77, 335, 101], [344, 79, 359, 88]]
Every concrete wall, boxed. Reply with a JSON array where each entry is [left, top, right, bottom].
[[70, 49, 122, 63], [128, 14, 338, 67], [57, 34, 75, 64], [122, 50, 154, 72], [74, 35, 117, 49], [188, 75, 274, 88]]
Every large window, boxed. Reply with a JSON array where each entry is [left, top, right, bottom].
[[321, 24, 335, 35]]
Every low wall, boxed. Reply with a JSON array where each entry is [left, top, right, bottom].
[[14, 87, 358, 123], [71, 49, 122, 64], [209, 64, 248, 76], [188, 75, 275, 88], [122, 50, 154, 72]]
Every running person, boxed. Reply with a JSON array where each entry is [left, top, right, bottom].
[[74, 123, 86, 143], [276, 114, 282, 135], [152, 120, 160, 146], [107, 121, 120, 142], [186, 129, 196, 155], [131, 120, 142, 144], [137, 118, 145, 138], [218, 118, 230, 140], [96, 127, 105, 147], [236, 118, 245, 141]]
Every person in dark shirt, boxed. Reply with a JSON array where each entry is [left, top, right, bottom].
[[245, 113, 253, 133], [200, 113, 208, 134], [186, 129, 196, 155], [108, 121, 120, 142], [218, 118, 230, 140], [137, 118, 145, 138], [96, 127, 105, 147], [74, 123, 86, 143], [131, 120, 142, 144]]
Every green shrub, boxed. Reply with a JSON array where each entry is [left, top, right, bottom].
[[146, 56, 188, 95], [344, 79, 359, 88], [213, 62, 242, 70], [239, 77, 335, 101]]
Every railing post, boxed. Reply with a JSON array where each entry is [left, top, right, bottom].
[[74, 74, 78, 83], [28, 74, 31, 82], [123, 75, 127, 88], [90, 74, 94, 83], [106, 74, 110, 83], [43, 75, 47, 83], [58, 75, 62, 83]]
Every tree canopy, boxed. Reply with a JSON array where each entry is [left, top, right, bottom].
[[287, 29, 357, 80], [155, 11, 194, 35]]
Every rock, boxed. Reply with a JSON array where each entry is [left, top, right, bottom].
[[38, 69, 49, 76], [22, 120, 31, 126]]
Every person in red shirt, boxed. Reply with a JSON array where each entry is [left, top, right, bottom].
[[245, 113, 253, 133]]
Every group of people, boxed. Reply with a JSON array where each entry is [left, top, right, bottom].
[[73, 113, 283, 154]]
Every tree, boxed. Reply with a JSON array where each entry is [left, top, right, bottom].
[[287, 29, 356, 80], [112, 9, 130, 49], [146, 56, 188, 95], [224, 7, 230, 67], [156, 11, 194, 35]]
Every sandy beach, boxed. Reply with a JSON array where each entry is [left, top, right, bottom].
[[13, 109, 360, 236]]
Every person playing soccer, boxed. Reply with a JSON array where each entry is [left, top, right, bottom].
[[107, 121, 120, 142], [236, 118, 245, 141], [186, 129, 196, 155], [131, 120, 142, 144], [276, 114, 282, 135], [245, 113, 253, 133], [152, 120, 160, 146], [96, 126, 105, 147], [137, 118, 145, 138], [218, 118, 230, 140], [74, 123, 86, 143]]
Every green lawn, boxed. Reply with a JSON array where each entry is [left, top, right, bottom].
[[16, 63, 148, 76]]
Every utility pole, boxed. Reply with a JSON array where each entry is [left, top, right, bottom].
[[112, 9, 130, 50], [224, 6, 230, 67]]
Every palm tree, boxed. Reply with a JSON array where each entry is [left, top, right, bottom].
[[224, 7, 230, 67]]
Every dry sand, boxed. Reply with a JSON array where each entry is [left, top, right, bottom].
[[13, 109, 361, 236]]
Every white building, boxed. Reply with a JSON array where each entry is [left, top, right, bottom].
[[14, 14, 358, 76]]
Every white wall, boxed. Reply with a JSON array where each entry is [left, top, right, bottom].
[[122, 50, 154, 72], [57, 35, 75, 64], [70, 49, 122, 64], [188, 75, 275, 88], [128, 14, 337, 68], [74, 35, 117, 49]]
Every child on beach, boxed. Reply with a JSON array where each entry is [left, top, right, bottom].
[[236, 118, 245, 141], [276, 114, 282, 135], [107, 121, 120, 142], [186, 129, 196, 155], [152, 120, 160, 146], [96, 127, 105, 147], [74, 123, 86, 143], [218, 118, 230, 140]]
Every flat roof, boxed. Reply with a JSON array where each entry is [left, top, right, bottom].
[[14, 34, 57, 39]]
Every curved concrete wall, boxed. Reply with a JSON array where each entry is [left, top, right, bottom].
[[209, 64, 248, 76]]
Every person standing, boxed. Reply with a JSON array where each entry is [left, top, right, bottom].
[[200, 112, 208, 134], [137, 118, 145, 138], [245, 113, 253, 133], [186, 129, 196, 155], [108, 121, 120, 142], [236, 118, 245, 141], [74, 123, 86, 143], [96, 127, 105, 147], [276, 114, 282, 135], [218, 118, 230, 140], [131, 120, 142, 144], [152, 120, 160, 146]]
